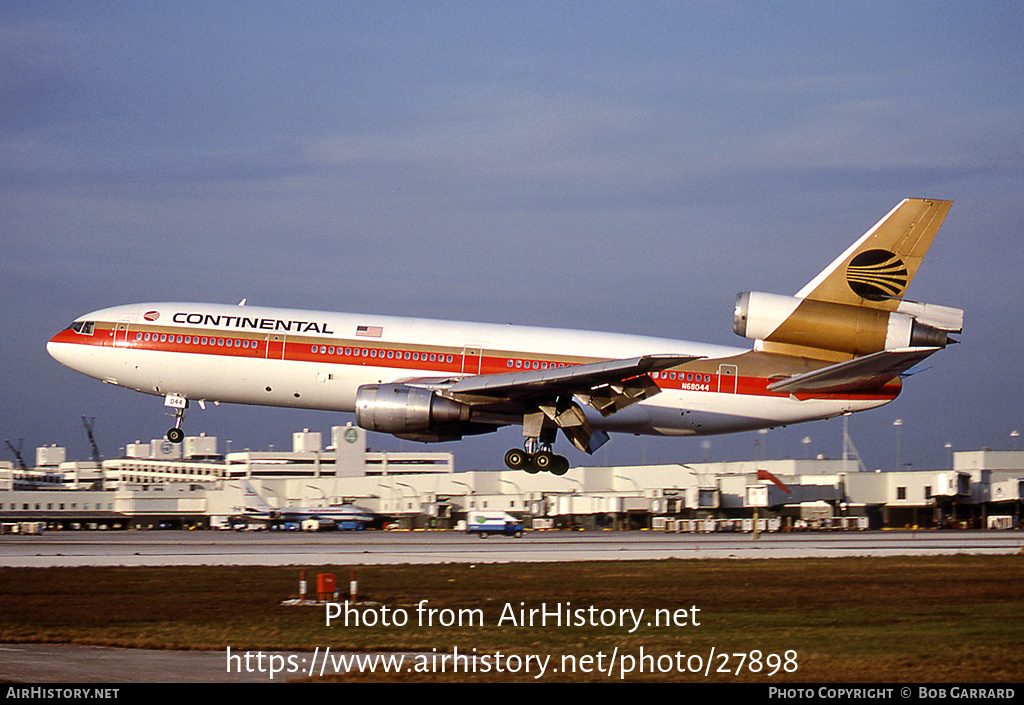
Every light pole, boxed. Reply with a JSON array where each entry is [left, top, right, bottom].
[[893, 419, 903, 470], [562, 476, 583, 529], [395, 482, 417, 526], [451, 480, 473, 511], [376, 483, 399, 514], [499, 478, 522, 511], [306, 484, 327, 505], [615, 475, 642, 531]]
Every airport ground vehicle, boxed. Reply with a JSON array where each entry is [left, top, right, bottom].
[[465, 511, 525, 538]]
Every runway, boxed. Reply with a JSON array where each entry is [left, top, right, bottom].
[[2, 529, 1021, 567], [0, 642, 272, 683]]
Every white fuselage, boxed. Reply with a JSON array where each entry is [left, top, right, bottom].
[[47, 302, 895, 441]]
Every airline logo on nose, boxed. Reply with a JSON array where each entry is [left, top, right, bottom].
[[846, 249, 908, 301], [144, 310, 161, 321]]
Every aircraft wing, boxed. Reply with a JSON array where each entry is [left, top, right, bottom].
[[437, 353, 701, 453], [766, 347, 941, 394], [446, 354, 701, 412]]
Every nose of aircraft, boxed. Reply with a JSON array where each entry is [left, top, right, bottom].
[[47, 333, 65, 365], [46, 326, 77, 367]]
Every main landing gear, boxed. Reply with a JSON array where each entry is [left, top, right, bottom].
[[504, 441, 570, 475], [506, 409, 574, 474]]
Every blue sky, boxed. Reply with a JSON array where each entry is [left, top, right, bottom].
[[2, 1, 1022, 470]]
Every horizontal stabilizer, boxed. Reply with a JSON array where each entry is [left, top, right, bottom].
[[766, 347, 941, 394], [896, 300, 964, 333]]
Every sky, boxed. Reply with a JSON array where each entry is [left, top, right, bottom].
[[2, 1, 1022, 472]]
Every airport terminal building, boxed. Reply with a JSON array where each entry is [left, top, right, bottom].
[[2, 424, 1022, 532]]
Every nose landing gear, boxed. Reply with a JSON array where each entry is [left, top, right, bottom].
[[165, 394, 188, 444]]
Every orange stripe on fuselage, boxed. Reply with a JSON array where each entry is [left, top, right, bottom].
[[49, 323, 900, 403]]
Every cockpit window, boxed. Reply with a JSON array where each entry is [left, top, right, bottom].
[[70, 321, 95, 335]]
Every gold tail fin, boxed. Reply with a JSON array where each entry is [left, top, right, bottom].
[[796, 198, 953, 309], [736, 198, 960, 361]]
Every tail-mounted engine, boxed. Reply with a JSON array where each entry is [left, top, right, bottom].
[[355, 383, 477, 442], [733, 292, 962, 356]]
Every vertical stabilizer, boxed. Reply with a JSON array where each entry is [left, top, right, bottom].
[[795, 198, 953, 309], [735, 198, 961, 360], [241, 480, 272, 513]]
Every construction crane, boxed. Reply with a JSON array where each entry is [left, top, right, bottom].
[[82, 416, 101, 464], [4, 439, 28, 470]]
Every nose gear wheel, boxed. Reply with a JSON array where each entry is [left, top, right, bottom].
[[166, 399, 188, 444]]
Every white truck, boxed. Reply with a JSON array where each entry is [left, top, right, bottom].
[[465, 511, 524, 538]]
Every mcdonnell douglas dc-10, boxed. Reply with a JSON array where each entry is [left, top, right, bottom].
[[48, 199, 962, 474]]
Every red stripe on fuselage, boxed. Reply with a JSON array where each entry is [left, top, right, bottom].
[[49, 323, 900, 403]]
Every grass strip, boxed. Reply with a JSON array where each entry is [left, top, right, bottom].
[[1, 555, 1021, 682]]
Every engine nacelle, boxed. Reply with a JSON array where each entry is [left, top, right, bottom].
[[355, 384, 474, 442], [734, 292, 957, 355]]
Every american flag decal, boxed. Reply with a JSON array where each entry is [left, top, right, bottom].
[[356, 325, 383, 338]]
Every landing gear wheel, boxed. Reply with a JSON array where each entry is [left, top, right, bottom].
[[504, 448, 527, 470], [551, 455, 570, 475], [533, 450, 555, 471], [166, 427, 185, 444]]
